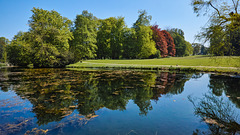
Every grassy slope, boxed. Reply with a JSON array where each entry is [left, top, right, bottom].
[[67, 56, 240, 73], [0, 63, 6, 67]]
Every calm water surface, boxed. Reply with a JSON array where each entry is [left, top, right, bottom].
[[0, 68, 240, 135]]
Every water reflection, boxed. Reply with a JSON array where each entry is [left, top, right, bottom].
[[0, 68, 191, 126], [151, 72, 193, 100], [190, 74, 240, 134], [189, 93, 240, 134], [209, 74, 240, 108], [1, 68, 240, 135]]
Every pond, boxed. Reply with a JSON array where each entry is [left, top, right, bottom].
[[0, 68, 240, 135]]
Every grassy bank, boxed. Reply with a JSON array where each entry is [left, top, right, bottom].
[[0, 63, 7, 67], [67, 56, 240, 74]]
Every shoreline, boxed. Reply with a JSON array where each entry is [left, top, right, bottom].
[[66, 62, 240, 75], [66, 56, 240, 75]]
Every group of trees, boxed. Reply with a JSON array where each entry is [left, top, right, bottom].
[[167, 28, 194, 56], [3, 8, 177, 67], [2, 0, 239, 68], [192, 43, 208, 55], [0, 7, 219, 68], [95, 10, 159, 59], [192, 0, 240, 56], [151, 25, 175, 57]]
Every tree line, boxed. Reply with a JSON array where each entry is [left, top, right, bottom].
[[0, 8, 205, 67]]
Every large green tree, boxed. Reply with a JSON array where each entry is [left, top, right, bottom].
[[0, 37, 9, 63], [97, 17, 126, 59], [133, 10, 156, 58], [192, 0, 240, 56], [29, 7, 73, 67], [71, 10, 98, 62], [136, 26, 156, 58]]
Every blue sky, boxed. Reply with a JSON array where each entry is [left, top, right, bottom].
[[0, 0, 208, 43]]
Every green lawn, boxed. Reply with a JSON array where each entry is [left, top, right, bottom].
[[67, 56, 240, 73], [0, 63, 6, 67]]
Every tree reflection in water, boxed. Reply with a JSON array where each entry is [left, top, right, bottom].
[[189, 93, 240, 135], [209, 74, 240, 108], [0, 68, 191, 125], [2, 68, 240, 134]]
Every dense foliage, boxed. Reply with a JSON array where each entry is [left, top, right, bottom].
[[0, 37, 9, 63], [162, 30, 176, 57], [135, 26, 156, 58], [122, 28, 138, 59], [71, 10, 98, 62], [7, 32, 32, 66], [7, 8, 73, 67], [96, 10, 157, 59], [167, 28, 193, 56], [130, 10, 156, 59], [97, 17, 125, 59], [29, 7, 73, 67], [151, 25, 176, 57], [151, 25, 168, 57]]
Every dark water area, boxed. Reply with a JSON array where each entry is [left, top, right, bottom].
[[0, 68, 240, 135]]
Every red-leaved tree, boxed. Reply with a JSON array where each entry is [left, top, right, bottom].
[[162, 30, 176, 56], [151, 25, 168, 57]]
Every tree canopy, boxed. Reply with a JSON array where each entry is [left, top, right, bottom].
[[97, 17, 126, 59], [151, 25, 176, 57], [7, 32, 32, 66], [167, 28, 193, 56], [0, 37, 9, 63], [71, 10, 98, 62], [136, 25, 156, 58], [29, 7, 73, 67], [151, 25, 168, 57], [133, 10, 156, 58], [192, 0, 240, 56], [7, 8, 73, 67]]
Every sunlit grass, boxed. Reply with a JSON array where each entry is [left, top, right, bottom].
[[0, 63, 6, 67], [67, 56, 240, 73]]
